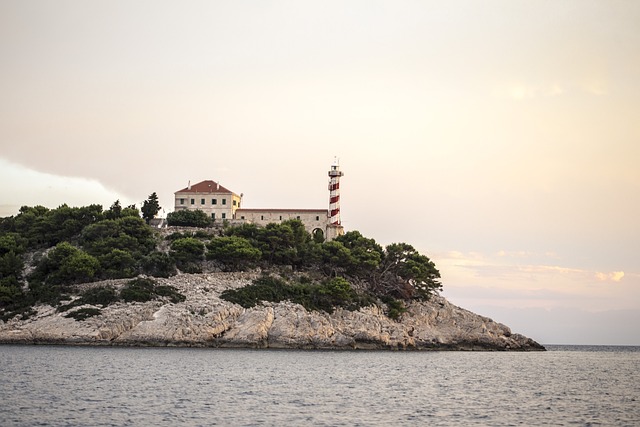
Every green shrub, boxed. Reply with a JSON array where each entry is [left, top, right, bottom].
[[80, 217, 156, 280], [166, 210, 212, 227], [383, 297, 407, 321], [220, 275, 372, 314], [65, 307, 102, 321], [166, 231, 192, 241], [194, 230, 214, 239], [120, 277, 185, 304], [170, 238, 205, 272], [81, 286, 119, 306], [120, 277, 157, 303], [31, 242, 100, 287], [57, 286, 120, 312], [206, 236, 261, 270], [141, 252, 176, 278], [98, 249, 137, 279], [0, 282, 21, 305], [155, 285, 186, 304]]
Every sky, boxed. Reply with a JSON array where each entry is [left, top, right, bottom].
[[1, 1, 638, 345]]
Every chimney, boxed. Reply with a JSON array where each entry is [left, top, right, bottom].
[[216, 182, 220, 190], [188, 180, 191, 190]]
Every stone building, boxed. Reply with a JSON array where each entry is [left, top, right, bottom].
[[173, 163, 345, 241], [173, 180, 242, 221]]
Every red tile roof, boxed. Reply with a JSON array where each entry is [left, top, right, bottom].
[[236, 208, 328, 214], [175, 180, 235, 194]]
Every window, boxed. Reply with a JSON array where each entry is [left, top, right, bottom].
[[200, 198, 205, 205], [212, 213, 215, 219], [279, 216, 282, 220], [222, 199, 227, 205], [240, 216, 245, 220], [190, 199, 195, 205], [212, 199, 217, 205], [261, 215, 264, 220], [316, 216, 320, 221], [179, 198, 185, 205], [296, 216, 300, 220], [222, 213, 226, 219], [233, 200, 237, 206]]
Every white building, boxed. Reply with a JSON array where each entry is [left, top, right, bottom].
[[174, 181, 241, 221], [173, 163, 345, 241]]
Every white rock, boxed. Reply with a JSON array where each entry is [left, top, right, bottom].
[[0, 272, 544, 351]]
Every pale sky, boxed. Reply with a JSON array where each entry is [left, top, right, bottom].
[[1, 1, 639, 345]]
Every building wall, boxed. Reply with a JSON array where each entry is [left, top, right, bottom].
[[174, 191, 242, 220], [172, 177, 345, 240], [235, 209, 328, 233]]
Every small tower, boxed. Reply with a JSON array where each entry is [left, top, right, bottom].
[[328, 159, 344, 225]]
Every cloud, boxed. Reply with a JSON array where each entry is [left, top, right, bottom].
[[434, 249, 640, 315], [0, 157, 133, 216], [438, 250, 628, 284], [596, 271, 625, 282]]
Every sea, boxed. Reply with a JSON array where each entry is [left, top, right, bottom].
[[1, 345, 638, 426]]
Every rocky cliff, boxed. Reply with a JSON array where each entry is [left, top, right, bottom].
[[0, 273, 544, 350]]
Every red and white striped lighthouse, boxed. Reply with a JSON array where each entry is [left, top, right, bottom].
[[328, 159, 344, 225]]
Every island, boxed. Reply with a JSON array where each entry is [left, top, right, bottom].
[[0, 202, 544, 351]]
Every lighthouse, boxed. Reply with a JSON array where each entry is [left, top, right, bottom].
[[328, 160, 344, 225]]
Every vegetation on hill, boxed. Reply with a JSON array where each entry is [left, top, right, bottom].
[[57, 277, 185, 320], [0, 203, 441, 322]]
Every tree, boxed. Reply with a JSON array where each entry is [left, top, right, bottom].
[[98, 248, 137, 279], [141, 192, 161, 223], [166, 210, 212, 227], [207, 236, 262, 270], [81, 217, 155, 260], [122, 205, 140, 218], [141, 252, 176, 278], [31, 242, 100, 287], [374, 243, 442, 300], [170, 237, 205, 273], [105, 200, 122, 220], [334, 231, 384, 278]]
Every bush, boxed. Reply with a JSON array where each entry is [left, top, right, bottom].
[[81, 217, 155, 259], [120, 277, 185, 304], [120, 277, 157, 303], [31, 242, 100, 287], [0, 281, 22, 305], [65, 307, 102, 321], [141, 252, 176, 278], [166, 210, 212, 227], [81, 286, 120, 306], [206, 236, 261, 270], [383, 297, 408, 321], [57, 286, 120, 312], [170, 238, 205, 272], [12, 204, 104, 249], [98, 249, 137, 279], [155, 285, 186, 304], [166, 231, 192, 241], [220, 275, 373, 314]]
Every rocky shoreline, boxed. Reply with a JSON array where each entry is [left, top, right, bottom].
[[0, 272, 544, 351]]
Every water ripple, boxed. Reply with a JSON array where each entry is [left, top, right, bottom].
[[0, 346, 639, 426]]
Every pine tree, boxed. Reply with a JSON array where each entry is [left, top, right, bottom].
[[141, 192, 161, 223]]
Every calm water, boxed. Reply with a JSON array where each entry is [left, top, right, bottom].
[[1, 345, 638, 426]]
